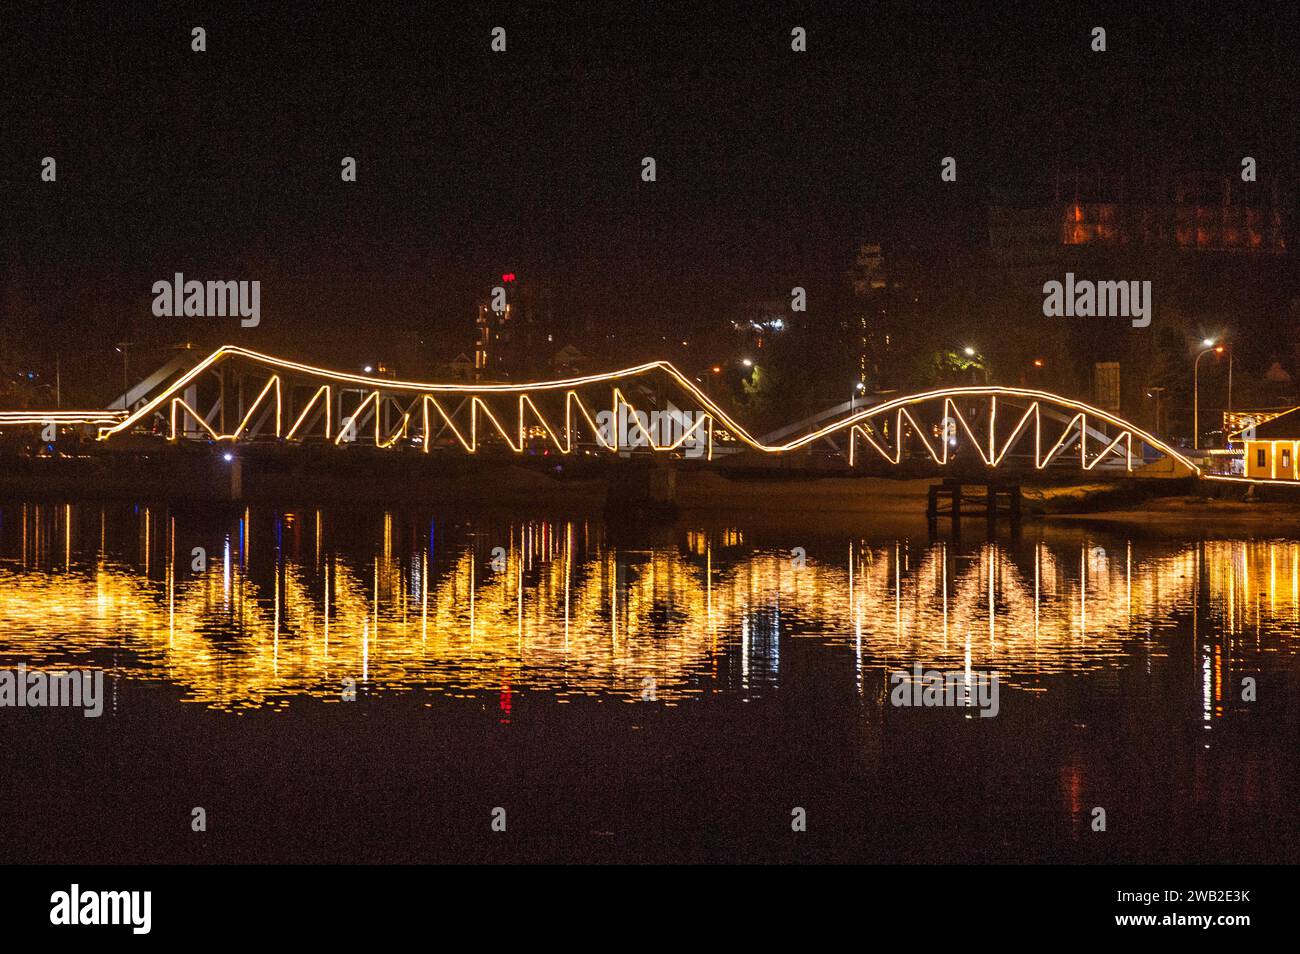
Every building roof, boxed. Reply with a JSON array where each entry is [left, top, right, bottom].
[[1235, 405, 1300, 440]]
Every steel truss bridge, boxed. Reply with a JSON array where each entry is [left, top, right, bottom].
[[2, 345, 1209, 480]]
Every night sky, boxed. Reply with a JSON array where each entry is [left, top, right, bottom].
[[3, 2, 1298, 396]]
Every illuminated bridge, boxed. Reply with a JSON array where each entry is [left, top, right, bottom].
[[2, 344, 1205, 480]]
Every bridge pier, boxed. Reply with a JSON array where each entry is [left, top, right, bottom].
[[223, 454, 243, 501], [927, 479, 1021, 534], [605, 459, 678, 519]]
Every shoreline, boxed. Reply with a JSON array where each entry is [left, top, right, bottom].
[[3, 455, 1300, 529]]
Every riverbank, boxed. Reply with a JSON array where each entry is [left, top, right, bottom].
[[677, 470, 1300, 533], [1040, 495, 1300, 527], [5, 451, 1300, 528]]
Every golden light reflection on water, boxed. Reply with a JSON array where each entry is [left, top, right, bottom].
[[0, 504, 1297, 711]]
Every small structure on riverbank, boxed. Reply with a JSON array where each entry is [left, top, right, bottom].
[[1236, 407, 1300, 481]]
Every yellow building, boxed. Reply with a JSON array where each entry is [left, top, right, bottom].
[[1236, 407, 1300, 480]]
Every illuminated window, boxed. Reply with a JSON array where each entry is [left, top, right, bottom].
[[1283, 449, 1292, 469], [1257, 448, 1267, 467]]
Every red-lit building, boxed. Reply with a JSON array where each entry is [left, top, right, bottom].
[[474, 273, 555, 381]]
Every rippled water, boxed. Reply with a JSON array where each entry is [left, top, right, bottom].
[[0, 500, 1297, 862]]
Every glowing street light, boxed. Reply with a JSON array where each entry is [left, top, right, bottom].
[[741, 358, 753, 368], [961, 346, 988, 384], [1193, 340, 1224, 449]]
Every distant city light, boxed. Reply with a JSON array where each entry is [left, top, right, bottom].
[[223, 453, 233, 462], [1202, 338, 1215, 347], [502, 273, 516, 283], [1033, 358, 1044, 367], [963, 347, 976, 357], [741, 358, 753, 367], [364, 365, 374, 373]]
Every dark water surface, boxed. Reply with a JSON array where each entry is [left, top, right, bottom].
[[0, 500, 1296, 863]]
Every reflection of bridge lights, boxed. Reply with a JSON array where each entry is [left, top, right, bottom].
[[2, 507, 1297, 711]]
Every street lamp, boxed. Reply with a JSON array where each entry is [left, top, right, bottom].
[[961, 346, 988, 384], [114, 342, 135, 403], [1223, 339, 1234, 413], [850, 380, 866, 412], [1193, 341, 1224, 450], [701, 365, 722, 397]]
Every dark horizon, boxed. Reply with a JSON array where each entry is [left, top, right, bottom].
[[3, 3, 1299, 412]]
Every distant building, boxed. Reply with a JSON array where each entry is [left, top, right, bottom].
[[432, 352, 475, 382], [1265, 360, 1294, 384], [474, 299, 510, 379], [991, 170, 1289, 257], [551, 344, 589, 377], [984, 166, 1294, 424], [474, 273, 555, 381], [844, 243, 909, 389], [1093, 361, 1121, 412]]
